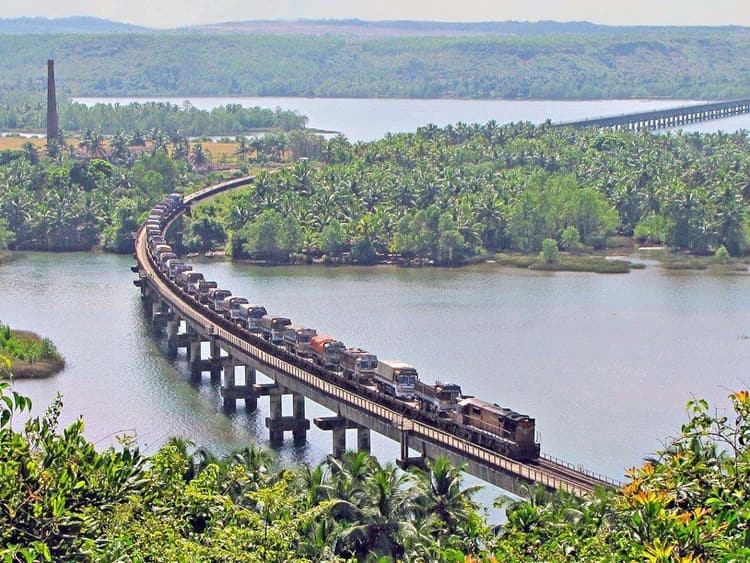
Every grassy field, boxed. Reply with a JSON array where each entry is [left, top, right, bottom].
[[0, 135, 242, 162]]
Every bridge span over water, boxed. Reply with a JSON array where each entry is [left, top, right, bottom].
[[133, 177, 621, 498], [554, 98, 750, 131]]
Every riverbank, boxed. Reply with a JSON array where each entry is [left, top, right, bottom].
[[0, 326, 65, 379]]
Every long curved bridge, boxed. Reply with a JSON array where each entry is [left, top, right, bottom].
[[554, 97, 750, 131], [133, 176, 621, 498]]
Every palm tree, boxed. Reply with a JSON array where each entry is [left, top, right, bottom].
[[108, 131, 131, 165], [78, 129, 106, 158], [412, 456, 482, 539], [333, 462, 419, 560], [235, 136, 252, 161], [190, 143, 211, 172]]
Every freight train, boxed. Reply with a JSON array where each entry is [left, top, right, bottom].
[[140, 193, 541, 461]]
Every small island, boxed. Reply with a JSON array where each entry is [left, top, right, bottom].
[[0, 321, 65, 378]]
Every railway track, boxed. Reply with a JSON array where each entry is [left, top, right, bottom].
[[134, 175, 624, 497]]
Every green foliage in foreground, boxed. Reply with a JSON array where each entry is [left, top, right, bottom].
[[2, 381, 750, 561], [0, 321, 61, 363]]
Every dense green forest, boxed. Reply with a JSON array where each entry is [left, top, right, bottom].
[[2, 379, 750, 560], [182, 122, 750, 265], [1, 30, 750, 100], [2, 121, 750, 262], [0, 137, 217, 252], [0, 99, 307, 135]]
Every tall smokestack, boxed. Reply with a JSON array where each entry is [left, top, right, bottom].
[[46, 59, 59, 143]]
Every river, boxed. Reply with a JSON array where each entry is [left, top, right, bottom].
[[73, 96, 750, 142], [6, 95, 750, 498], [2, 251, 748, 487]]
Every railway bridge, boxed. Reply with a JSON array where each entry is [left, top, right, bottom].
[[132, 176, 621, 498], [553, 97, 750, 131]]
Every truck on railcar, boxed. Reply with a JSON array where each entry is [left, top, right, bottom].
[[258, 315, 292, 345], [237, 304, 267, 331], [176, 271, 204, 293], [167, 259, 191, 280], [453, 397, 540, 461], [310, 335, 346, 369], [148, 234, 167, 247], [165, 192, 184, 208], [374, 360, 418, 399], [416, 380, 462, 417], [197, 280, 218, 303], [158, 253, 178, 273], [283, 325, 317, 357], [339, 347, 378, 384], [207, 288, 232, 311], [221, 296, 249, 322]]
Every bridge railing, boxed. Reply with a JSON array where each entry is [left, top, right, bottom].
[[135, 178, 604, 498], [540, 452, 623, 488]]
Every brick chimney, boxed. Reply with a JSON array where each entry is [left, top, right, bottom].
[[47, 59, 59, 142]]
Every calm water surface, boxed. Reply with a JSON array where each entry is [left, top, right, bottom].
[[2, 251, 749, 485], [73, 96, 746, 142]]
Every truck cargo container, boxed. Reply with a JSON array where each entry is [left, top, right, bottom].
[[283, 325, 317, 357], [416, 381, 462, 416], [374, 360, 418, 399], [238, 304, 267, 330], [258, 315, 292, 345], [340, 347, 378, 384], [310, 335, 346, 369]]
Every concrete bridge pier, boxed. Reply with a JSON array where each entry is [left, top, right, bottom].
[[221, 357, 237, 411], [245, 366, 257, 411], [396, 419, 427, 471], [166, 316, 180, 359], [292, 393, 306, 442], [139, 281, 152, 301], [220, 361, 256, 412], [256, 384, 309, 445], [314, 416, 372, 457], [209, 337, 222, 382], [187, 327, 204, 381], [357, 426, 371, 454], [151, 297, 169, 332]]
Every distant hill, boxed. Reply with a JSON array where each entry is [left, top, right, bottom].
[[0, 16, 148, 34], [189, 19, 749, 37], [0, 17, 746, 37], [1, 21, 750, 101]]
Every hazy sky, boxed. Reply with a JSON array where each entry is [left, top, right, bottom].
[[4, 0, 749, 29]]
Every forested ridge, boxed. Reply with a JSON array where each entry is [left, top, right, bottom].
[[2, 30, 750, 99]]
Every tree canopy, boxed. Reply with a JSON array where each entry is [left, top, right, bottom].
[[2, 379, 750, 560]]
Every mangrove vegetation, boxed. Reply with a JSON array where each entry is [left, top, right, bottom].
[[0, 321, 64, 378]]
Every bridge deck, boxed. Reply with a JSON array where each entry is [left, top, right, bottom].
[[134, 177, 622, 497], [554, 97, 750, 131]]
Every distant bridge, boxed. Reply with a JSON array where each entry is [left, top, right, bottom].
[[553, 98, 750, 131]]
